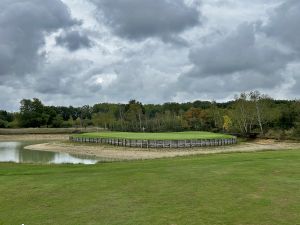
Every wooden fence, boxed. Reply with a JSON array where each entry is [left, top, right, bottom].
[[69, 136, 237, 148]]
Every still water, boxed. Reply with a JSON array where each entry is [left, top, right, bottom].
[[0, 142, 99, 164]]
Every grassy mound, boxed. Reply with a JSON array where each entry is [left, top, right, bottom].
[[73, 131, 234, 140]]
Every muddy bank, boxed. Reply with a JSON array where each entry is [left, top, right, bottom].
[[25, 139, 300, 160], [0, 134, 69, 141]]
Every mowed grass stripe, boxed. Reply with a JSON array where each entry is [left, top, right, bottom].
[[74, 131, 234, 140]]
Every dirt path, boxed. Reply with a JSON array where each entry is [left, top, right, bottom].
[[24, 139, 300, 160]]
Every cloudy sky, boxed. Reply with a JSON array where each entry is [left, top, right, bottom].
[[1, 0, 300, 111]]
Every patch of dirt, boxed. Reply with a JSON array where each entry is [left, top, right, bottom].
[[252, 139, 280, 145]]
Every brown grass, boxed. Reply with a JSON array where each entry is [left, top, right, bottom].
[[0, 127, 101, 135]]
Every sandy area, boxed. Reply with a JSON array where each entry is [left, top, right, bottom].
[[24, 139, 300, 160], [0, 134, 69, 141]]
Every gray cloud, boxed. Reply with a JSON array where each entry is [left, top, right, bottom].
[[56, 30, 93, 51], [188, 23, 292, 76], [174, 21, 295, 100], [32, 59, 95, 96], [90, 0, 200, 41], [262, 0, 300, 52], [259, 0, 300, 96], [176, 71, 284, 97], [0, 0, 79, 77], [2, 0, 300, 111]]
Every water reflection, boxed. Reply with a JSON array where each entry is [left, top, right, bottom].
[[0, 142, 98, 164]]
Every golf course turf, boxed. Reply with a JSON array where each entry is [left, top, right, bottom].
[[73, 131, 234, 140], [1, 149, 300, 225]]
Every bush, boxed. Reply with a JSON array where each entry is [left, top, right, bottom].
[[62, 121, 73, 128], [7, 119, 20, 128], [293, 122, 300, 138], [52, 115, 64, 128], [264, 129, 286, 140], [0, 119, 8, 128]]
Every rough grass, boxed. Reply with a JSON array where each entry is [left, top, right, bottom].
[[74, 131, 234, 140], [0, 127, 100, 135], [0, 150, 300, 225]]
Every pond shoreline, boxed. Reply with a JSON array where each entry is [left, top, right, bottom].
[[24, 139, 300, 161], [1, 134, 299, 161], [0, 137, 99, 164]]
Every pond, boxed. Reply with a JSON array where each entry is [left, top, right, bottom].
[[0, 141, 99, 164]]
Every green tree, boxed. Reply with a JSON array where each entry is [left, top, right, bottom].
[[19, 98, 49, 127], [125, 100, 145, 131]]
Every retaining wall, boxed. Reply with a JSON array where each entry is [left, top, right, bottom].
[[69, 136, 237, 148]]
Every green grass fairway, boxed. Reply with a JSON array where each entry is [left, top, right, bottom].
[[74, 131, 234, 140], [1, 150, 300, 225]]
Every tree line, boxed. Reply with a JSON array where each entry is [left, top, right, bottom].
[[1, 91, 300, 139]]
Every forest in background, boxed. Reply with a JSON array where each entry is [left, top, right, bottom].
[[1, 91, 300, 139]]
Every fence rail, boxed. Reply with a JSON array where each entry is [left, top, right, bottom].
[[69, 136, 237, 148]]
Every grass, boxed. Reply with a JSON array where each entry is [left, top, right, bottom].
[[74, 131, 234, 140], [0, 150, 300, 225]]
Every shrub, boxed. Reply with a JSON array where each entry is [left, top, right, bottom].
[[0, 119, 8, 128]]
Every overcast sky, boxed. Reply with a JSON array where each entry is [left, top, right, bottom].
[[1, 0, 300, 111]]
